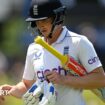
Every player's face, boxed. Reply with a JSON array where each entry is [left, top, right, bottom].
[[35, 17, 53, 37]]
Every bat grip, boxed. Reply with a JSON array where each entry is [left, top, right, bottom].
[[34, 36, 68, 64]]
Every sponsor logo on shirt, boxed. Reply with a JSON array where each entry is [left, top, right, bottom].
[[37, 66, 67, 81], [88, 57, 99, 64]]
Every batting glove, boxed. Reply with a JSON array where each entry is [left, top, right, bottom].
[[39, 82, 57, 105], [22, 81, 44, 105]]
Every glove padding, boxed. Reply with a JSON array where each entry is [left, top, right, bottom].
[[22, 81, 43, 105], [39, 82, 57, 105]]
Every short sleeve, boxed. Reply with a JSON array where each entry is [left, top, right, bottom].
[[23, 45, 36, 80], [78, 36, 102, 73]]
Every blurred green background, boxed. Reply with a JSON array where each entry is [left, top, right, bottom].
[[0, 0, 105, 105]]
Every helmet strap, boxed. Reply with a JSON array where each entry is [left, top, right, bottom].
[[48, 22, 55, 38], [48, 14, 64, 38]]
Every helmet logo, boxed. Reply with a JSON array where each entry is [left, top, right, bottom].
[[33, 5, 38, 16]]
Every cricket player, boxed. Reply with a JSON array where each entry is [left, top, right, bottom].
[[0, 0, 105, 105]]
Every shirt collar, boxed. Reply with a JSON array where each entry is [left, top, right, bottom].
[[53, 26, 68, 44]]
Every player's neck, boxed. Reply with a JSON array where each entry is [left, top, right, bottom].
[[45, 26, 63, 45]]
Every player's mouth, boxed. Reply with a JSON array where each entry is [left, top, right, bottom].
[[41, 29, 48, 35], [41, 29, 47, 33]]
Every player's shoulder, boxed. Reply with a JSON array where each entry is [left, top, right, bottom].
[[27, 42, 43, 55], [66, 30, 88, 44], [67, 30, 87, 40]]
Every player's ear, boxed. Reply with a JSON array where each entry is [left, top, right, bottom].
[[31, 22, 36, 28]]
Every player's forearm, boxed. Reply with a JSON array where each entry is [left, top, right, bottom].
[[9, 82, 27, 98], [64, 71, 105, 89]]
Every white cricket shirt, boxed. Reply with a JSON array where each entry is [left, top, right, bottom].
[[23, 26, 102, 105]]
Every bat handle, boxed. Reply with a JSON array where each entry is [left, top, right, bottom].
[[34, 36, 68, 64]]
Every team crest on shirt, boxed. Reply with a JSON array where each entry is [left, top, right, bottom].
[[33, 49, 42, 60]]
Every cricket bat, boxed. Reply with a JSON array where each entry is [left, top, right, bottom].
[[34, 36, 105, 103]]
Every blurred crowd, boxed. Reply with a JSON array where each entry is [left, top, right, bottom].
[[0, 0, 105, 83]]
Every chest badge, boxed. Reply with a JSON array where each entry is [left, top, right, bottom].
[[63, 46, 69, 55]]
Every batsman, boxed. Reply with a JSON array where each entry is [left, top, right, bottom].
[[0, 0, 105, 105]]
